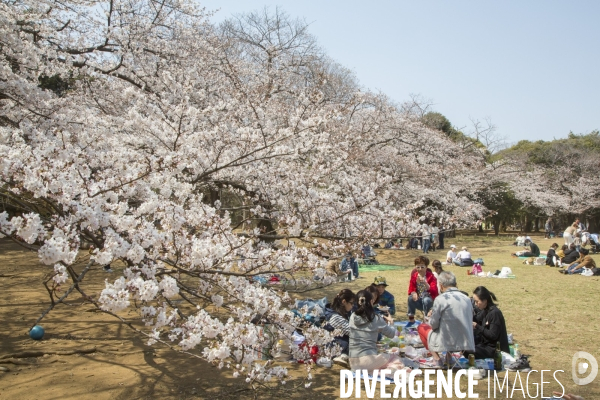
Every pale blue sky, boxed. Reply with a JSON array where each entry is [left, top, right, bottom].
[[201, 1, 600, 144]]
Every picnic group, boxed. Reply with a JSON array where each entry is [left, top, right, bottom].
[[511, 218, 599, 276], [324, 254, 585, 399]]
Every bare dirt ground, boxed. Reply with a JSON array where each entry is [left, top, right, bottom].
[[1, 235, 599, 399]]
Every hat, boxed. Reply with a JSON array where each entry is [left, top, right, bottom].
[[373, 276, 388, 286], [345, 252, 352, 257], [462, 246, 467, 250], [450, 244, 456, 249]]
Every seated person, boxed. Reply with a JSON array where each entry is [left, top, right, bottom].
[[349, 290, 403, 374], [511, 239, 540, 257], [560, 248, 596, 275], [373, 276, 395, 315], [340, 253, 359, 279], [546, 243, 559, 267], [323, 289, 356, 366], [362, 244, 376, 258], [464, 286, 510, 360], [432, 259, 444, 294], [407, 256, 438, 324], [445, 244, 457, 265], [365, 284, 380, 307], [417, 271, 475, 368], [561, 244, 580, 265], [453, 246, 473, 266], [556, 244, 568, 259]]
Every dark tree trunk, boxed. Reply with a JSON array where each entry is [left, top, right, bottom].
[[256, 219, 276, 243], [493, 218, 500, 235], [524, 214, 532, 233]]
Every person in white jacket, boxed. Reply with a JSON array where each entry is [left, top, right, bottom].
[[445, 244, 457, 264]]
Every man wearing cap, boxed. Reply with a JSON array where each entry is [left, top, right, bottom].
[[340, 253, 359, 280], [445, 245, 457, 265], [373, 276, 396, 315]]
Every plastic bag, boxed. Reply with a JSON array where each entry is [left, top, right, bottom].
[[582, 268, 594, 277]]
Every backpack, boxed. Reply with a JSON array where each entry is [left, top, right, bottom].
[[472, 263, 483, 275], [592, 267, 600, 276]]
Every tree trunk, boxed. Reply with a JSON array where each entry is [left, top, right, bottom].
[[492, 218, 500, 235], [524, 214, 532, 233], [534, 217, 540, 232]]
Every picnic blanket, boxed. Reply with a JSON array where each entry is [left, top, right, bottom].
[[518, 250, 547, 259], [359, 264, 407, 272]]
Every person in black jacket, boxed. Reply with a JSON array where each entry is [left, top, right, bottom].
[[546, 243, 559, 266], [512, 239, 540, 257], [562, 244, 580, 265], [464, 286, 510, 359]]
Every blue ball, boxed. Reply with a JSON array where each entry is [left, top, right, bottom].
[[29, 325, 45, 340]]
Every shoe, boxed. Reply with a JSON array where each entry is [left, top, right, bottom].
[[506, 355, 531, 372], [333, 354, 349, 368]]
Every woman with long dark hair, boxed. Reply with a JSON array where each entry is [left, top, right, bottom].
[[348, 290, 404, 373], [323, 289, 356, 366], [465, 286, 510, 360]]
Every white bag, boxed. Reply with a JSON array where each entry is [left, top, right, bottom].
[[582, 268, 594, 277], [533, 257, 546, 266]]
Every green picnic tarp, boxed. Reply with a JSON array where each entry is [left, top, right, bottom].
[[358, 264, 407, 272]]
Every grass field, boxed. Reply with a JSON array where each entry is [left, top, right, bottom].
[[1, 235, 599, 399]]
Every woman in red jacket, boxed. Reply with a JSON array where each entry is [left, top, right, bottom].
[[407, 256, 439, 324]]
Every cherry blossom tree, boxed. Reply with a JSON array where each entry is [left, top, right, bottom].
[[0, 0, 491, 386]]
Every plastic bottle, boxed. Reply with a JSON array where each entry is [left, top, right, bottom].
[[399, 336, 405, 349], [514, 344, 520, 358]]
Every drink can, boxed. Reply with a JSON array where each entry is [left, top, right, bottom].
[[485, 358, 495, 370], [468, 354, 475, 367]]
